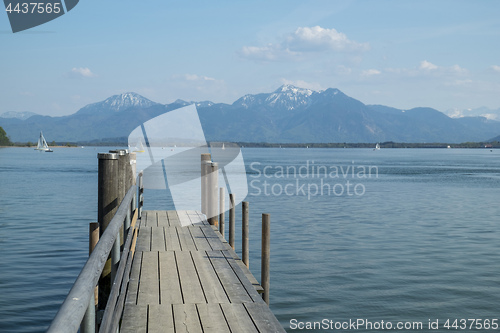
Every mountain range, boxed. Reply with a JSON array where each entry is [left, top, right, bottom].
[[1, 86, 500, 143]]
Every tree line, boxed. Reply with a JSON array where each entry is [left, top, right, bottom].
[[0, 126, 12, 146]]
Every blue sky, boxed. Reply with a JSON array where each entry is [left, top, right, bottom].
[[1, 0, 499, 117]]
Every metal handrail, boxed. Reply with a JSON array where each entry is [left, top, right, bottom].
[[47, 185, 137, 333]]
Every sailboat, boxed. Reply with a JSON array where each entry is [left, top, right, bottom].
[[374, 143, 380, 151], [133, 141, 145, 153], [34, 131, 53, 152], [222, 143, 225, 150]]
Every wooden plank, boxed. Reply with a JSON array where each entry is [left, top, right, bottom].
[[120, 304, 147, 333], [213, 226, 263, 293], [206, 251, 252, 303], [167, 211, 180, 226], [192, 210, 209, 225], [236, 260, 264, 294], [191, 251, 229, 304], [146, 210, 158, 227], [140, 211, 149, 226], [177, 210, 192, 227], [244, 303, 287, 333], [135, 215, 143, 228], [135, 227, 151, 252], [189, 226, 212, 251], [213, 228, 229, 246], [175, 251, 206, 304], [222, 250, 265, 302], [151, 227, 165, 251], [200, 225, 226, 250], [137, 251, 159, 305], [125, 251, 142, 305], [157, 210, 169, 227], [220, 303, 259, 333], [158, 251, 183, 305], [164, 227, 181, 251], [196, 304, 231, 333], [176, 226, 197, 251], [217, 235, 260, 292], [187, 211, 205, 226], [148, 304, 174, 333], [173, 304, 203, 333]]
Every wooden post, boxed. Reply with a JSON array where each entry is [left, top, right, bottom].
[[109, 149, 127, 205], [262, 214, 270, 305], [81, 222, 99, 333], [219, 187, 225, 238], [201, 154, 211, 215], [106, 151, 125, 287], [98, 153, 118, 232], [242, 201, 249, 268], [129, 152, 137, 186], [201, 160, 211, 217], [97, 152, 118, 310], [89, 223, 99, 307], [229, 193, 235, 250], [138, 171, 144, 219], [208, 162, 219, 226]]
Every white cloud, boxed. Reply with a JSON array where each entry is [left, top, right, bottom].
[[336, 65, 352, 75], [491, 65, 500, 73], [361, 69, 381, 77], [183, 74, 216, 81], [482, 113, 498, 120], [286, 26, 369, 52], [387, 61, 468, 77], [69, 67, 96, 78], [169, 74, 227, 101], [239, 44, 298, 62], [450, 64, 467, 74], [446, 79, 473, 86], [419, 60, 438, 70], [239, 26, 368, 62]]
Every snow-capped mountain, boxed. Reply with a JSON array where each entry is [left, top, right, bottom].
[[0, 111, 39, 120], [76, 92, 159, 114], [3, 86, 500, 143], [446, 107, 500, 120], [170, 99, 215, 108], [233, 84, 317, 110]]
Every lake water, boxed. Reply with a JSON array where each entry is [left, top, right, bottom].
[[1, 147, 500, 332]]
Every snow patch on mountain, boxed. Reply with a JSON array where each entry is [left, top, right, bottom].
[[446, 107, 500, 120], [233, 84, 320, 110], [0, 111, 39, 120], [77, 92, 158, 114]]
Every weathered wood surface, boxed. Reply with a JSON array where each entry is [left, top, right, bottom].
[[120, 210, 284, 333]]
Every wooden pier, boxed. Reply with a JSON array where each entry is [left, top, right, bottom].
[[121, 210, 284, 333], [47, 150, 285, 333]]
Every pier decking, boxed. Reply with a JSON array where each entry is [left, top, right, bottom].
[[121, 210, 285, 333], [47, 151, 284, 333]]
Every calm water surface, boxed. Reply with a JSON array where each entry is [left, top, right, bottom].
[[1, 147, 500, 332]]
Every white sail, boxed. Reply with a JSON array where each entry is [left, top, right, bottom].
[[35, 131, 52, 152], [133, 140, 145, 153]]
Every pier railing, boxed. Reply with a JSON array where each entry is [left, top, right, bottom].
[[47, 183, 140, 333], [47, 150, 143, 333]]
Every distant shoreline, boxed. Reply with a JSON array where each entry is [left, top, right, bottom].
[[2, 142, 499, 149]]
